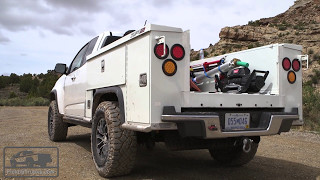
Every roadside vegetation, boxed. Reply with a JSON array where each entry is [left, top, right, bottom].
[[302, 70, 320, 132], [0, 70, 58, 106]]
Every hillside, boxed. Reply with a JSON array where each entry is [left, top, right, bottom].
[[191, 0, 320, 83]]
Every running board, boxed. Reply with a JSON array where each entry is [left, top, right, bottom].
[[63, 116, 92, 128]]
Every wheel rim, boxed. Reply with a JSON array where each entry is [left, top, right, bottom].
[[96, 118, 109, 161], [48, 107, 54, 136]]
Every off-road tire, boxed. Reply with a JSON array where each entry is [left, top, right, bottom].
[[91, 101, 137, 178], [209, 141, 258, 166], [48, 100, 68, 141]]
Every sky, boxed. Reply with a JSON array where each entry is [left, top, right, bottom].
[[0, 0, 295, 75]]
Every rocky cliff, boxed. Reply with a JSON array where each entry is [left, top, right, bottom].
[[191, 0, 320, 82]]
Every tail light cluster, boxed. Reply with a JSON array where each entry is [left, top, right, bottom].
[[154, 43, 185, 76], [282, 57, 300, 84]]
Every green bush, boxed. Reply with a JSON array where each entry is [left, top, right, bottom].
[[313, 54, 320, 61], [9, 92, 17, 98], [248, 20, 261, 27], [293, 23, 305, 30], [9, 73, 20, 84], [234, 44, 242, 49], [308, 49, 314, 55], [204, 50, 209, 58], [0, 97, 49, 106], [255, 42, 262, 47], [0, 76, 10, 89], [248, 44, 254, 49], [278, 25, 287, 31], [19, 74, 33, 93], [303, 84, 320, 131]]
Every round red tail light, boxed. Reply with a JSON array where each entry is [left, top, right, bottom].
[[292, 59, 301, 72], [282, 57, 291, 71], [171, 44, 185, 61], [154, 43, 169, 59]]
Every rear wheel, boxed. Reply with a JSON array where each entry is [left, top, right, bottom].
[[208, 138, 258, 166], [91, 101, 137, 178], [48, 100, 68, 141]]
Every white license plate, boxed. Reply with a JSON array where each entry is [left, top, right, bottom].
[[225, 113, 250, 130]]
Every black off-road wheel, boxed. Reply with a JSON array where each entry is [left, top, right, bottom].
[[91, 101, 137, 178], [209, 139, 258, 166], [48, 100, 68, 141]]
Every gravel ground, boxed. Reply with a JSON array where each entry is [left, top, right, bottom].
[[0, 106, 319, 179]]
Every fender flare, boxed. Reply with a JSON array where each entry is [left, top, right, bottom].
[[50, 90, 59, 113], [93, 87, 125, 124]]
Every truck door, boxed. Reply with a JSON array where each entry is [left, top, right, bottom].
[[64, 37, 98, 118], [64, 43, 88, 117]]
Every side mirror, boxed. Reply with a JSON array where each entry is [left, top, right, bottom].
[[54, 63, 67, 74]]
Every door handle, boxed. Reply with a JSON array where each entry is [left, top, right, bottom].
[[71, 76, 76, 81]]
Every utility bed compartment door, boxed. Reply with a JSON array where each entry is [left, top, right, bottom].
[[86, 46, 126, 89], [126, 34, 150, 124]]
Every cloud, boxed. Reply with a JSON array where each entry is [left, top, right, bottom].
[[0, 32, 10, 44], [0, 0, 106, 36], [44, 0, 105, 12]]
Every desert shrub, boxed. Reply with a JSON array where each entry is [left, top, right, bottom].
[[285, 39, 293, 43], [204, 50, 209, 57], [255, 42, 262, 47], [293, 23, 305, 30], [248, 44, 254, 49], [313, 53, 320, 61], [248, 20, 261, 27], [234, 44, 242, 49], [19, 74, 33, 93], [278, 33, 284, 38], [9, 73, 20, 84], [278, 25, 287, 31], [303, 84, 320, 131], [0, 97, 49, 106], [308, 49, 314, 55], [9, 92, 17, 99], [0, 76, 10, 89]]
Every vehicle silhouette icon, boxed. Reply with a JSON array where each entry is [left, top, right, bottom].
[[10, 151, 52, 168]]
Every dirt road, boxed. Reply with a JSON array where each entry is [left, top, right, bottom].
[[0, 106, 319, 179]]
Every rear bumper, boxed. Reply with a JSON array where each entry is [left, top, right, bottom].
[[161, 107, 299, 139]]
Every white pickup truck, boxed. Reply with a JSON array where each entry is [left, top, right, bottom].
[[48, 24, 303, 178]]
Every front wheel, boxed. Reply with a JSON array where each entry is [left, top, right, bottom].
[[91, 101, 137, 178], [208, 138, 259, 166]]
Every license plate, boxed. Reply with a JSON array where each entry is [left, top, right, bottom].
[[225, 113, 250, 130]]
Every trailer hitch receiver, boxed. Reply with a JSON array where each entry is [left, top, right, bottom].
[[242, 138, 253, 153]]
